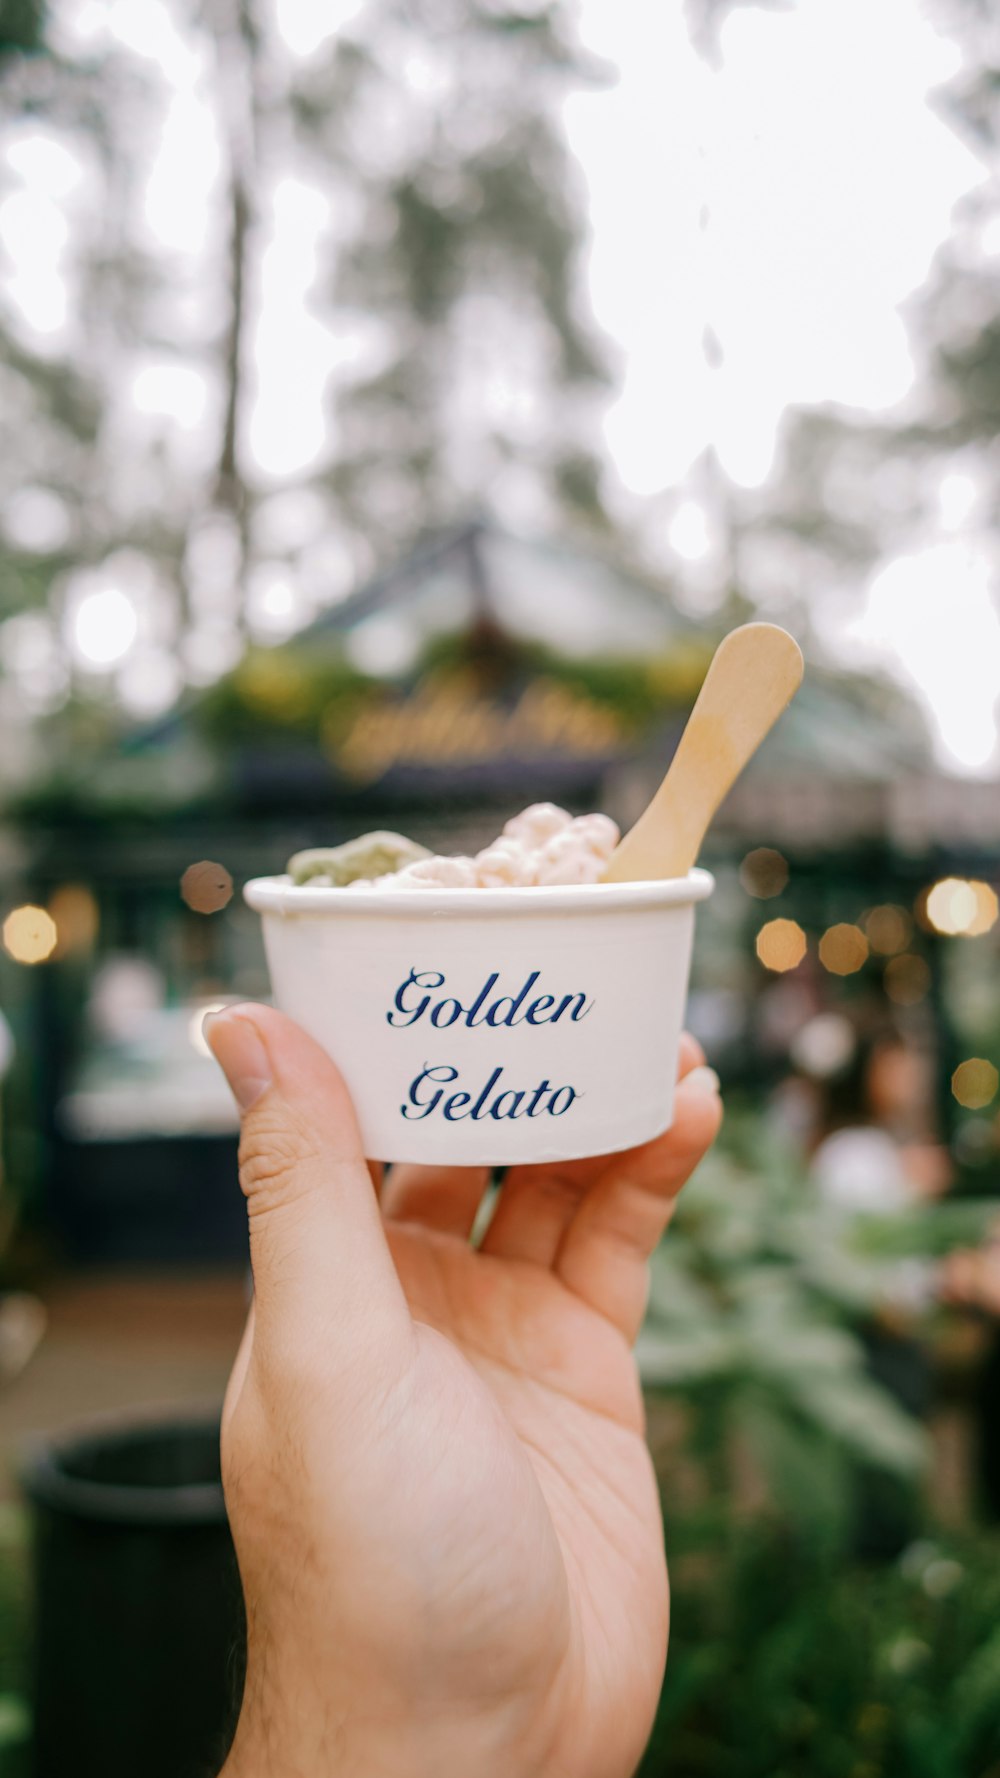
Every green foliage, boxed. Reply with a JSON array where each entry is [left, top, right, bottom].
[[640, 1116, 1000, 1534], [638, 1115, 1000, 1775], [195, 646, 376, 747], [0, 0, 616, 726], [305, 0, 613, 554], [643, 1125, 917, 1497], [640, 1524, 1000, 1778], [7, 689, 223, 821], [418, 629, 714, 725], [182, 628, 715, 758], [634, 1114, 1000, 1774], [0, 0, 44, 57]]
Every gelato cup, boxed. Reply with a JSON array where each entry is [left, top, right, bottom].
[[243, 870, 714, 1166]]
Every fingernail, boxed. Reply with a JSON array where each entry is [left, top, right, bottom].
[[684, 1064, 721, 1096], [204, 1009, 272, 1112]]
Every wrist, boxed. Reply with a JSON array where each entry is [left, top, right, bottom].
[[220, 1727, 400, 1778], [219, 1624, 560, 1778], [220, 1691, 541, 1778], [220, 1702, 407, 1778]]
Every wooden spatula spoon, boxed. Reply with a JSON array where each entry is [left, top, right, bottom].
[[602, 622, 804, 884]]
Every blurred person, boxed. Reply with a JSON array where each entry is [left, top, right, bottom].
[[810, 1024, 951, 1221], [806, 1021, 952, 1555], [205, 1003, 722, 1778]]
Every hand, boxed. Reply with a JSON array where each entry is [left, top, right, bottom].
[[207, 1005, 721, 1778]]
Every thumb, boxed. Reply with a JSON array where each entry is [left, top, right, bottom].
[[206, 1004, 410, 1383]]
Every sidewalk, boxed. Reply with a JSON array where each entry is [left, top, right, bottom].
[[0, 1271, 247, 1500]]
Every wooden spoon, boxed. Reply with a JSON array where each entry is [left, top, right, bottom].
[[601, 622, 804, 884]]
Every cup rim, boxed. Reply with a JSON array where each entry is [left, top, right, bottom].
[[244, 866, 715, 918]]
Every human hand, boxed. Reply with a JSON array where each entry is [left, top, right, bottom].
[[207, 1005, 722, 1778]]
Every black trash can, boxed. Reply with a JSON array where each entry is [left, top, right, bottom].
[[21, 1413, 245, 1778]]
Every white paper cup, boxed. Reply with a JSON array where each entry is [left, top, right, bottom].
[[244, 870, 714, 1166]]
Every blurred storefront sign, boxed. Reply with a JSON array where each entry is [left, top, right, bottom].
[[209, 520, 704, 808], [330, 673, 628, 786]]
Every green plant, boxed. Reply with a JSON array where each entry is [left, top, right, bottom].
[[639, 1114, 1000, 1539], [640, 1524, 1000, 1778], [636, 1115, 1000, 1775]]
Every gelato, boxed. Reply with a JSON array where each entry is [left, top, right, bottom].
[[288, 804, 620, 891], [289, 831, 431, 887]]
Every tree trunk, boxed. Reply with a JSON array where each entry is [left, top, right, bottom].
[[209, 0, 260, 635]]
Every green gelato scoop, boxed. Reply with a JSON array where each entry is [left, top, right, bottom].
[[288, 831, 432, 887]]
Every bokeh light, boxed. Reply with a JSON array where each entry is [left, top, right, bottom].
[[90, 956, 163, 1043], [884, 953, 931, 1006], [180, 861, 234, 914], [927, 877, 974, 934], [70, 585, 138, 667], [818, 923, 869, 976], [918, 878, 989, 938], [965, 880, 999, 937], [755, 918, 807, 973], [49, 884, 99, 956], [790, 1011, 856, 1079], [3, 904, 58, 964], [865, 904, 913, 955], [952, 1058, 1000, 1111], [739, 847, 789, 899]]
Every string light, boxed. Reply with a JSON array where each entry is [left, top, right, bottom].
[[755, 918, 807, 973], [952, 1059, 999, 1111], [818, 924, 869, 976], [3, 905, 58, 964], [865, 904, 913, 955], [739, 848, 789, 899], [965, 881, 998, 937], [180, 861, 234, 914], [925, 877, 998, 937]]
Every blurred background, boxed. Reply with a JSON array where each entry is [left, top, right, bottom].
[[2, 0, 1000, 1772]]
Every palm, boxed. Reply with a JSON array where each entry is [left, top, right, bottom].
[[389, 1224, 666, 1777], [372, 1073, 718, 1777]]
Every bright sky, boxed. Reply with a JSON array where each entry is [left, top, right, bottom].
[[567, 0, 974, 489], [564, 0, 993, 773], [0, 0, 996, 772]]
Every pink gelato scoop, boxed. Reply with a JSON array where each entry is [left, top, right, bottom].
[[341, 804, 620, 891]]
